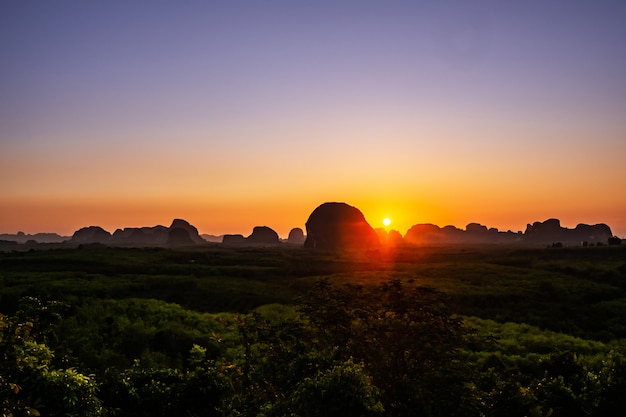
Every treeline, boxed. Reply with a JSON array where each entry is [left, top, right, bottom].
[[3, 245, 626, 341], [2, 281, 626, 417]]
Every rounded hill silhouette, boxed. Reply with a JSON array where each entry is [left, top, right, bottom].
[[304, 202, 380, 251], [287, 227, 306, 245], [71, 226, 111, 244], [247, 226, 280, 245]]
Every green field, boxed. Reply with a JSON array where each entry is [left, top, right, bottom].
[[1, 243, 625, 416]]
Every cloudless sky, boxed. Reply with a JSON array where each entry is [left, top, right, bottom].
[[2, 0, 625, 237]]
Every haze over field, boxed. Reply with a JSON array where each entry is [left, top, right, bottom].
[[1, 1, 625, 237]]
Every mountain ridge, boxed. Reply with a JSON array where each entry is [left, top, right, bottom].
[[0, 211, 620, 247]]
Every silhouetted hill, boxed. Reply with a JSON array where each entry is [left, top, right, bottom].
[[169, 219, 205, 244], [222, 234, 245, 245], [403, 223, 520, 244], [111, 226, 169, 245], [404, 218, 613, 246], [375, 228, 403, 246], [0, 232, 69, 243], [167, 227, 195, 246], [304, 202, 380, 251], [71, 226, 112, 244], [286, 227, 306, 245], [405, 224, 457, 244], [201, 234, 223, 243], [247, 226, 280, 245], [524, 219, 612, 245], [70, 219, 206, 246]]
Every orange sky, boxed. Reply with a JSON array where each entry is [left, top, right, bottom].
[[2, 2, 626, 238]]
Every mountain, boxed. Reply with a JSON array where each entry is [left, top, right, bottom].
[[524, 219, 612, 245], [110, 226, 169, 245], [70, 219, 206, 246], [246, 226, 280, 245], [375, 228, 403, 246], [304, 202, 380, 251], [167, 227, 195, 246], [71, 226, 112, 244], [404, 223, 521, 245], [201, 234, 224, 243], [404, 218, 613, 246], [0, 232, 69, 243], [169, 219, 205, 244], [222, 234, 246, 245], [286, 228, 306, 245]]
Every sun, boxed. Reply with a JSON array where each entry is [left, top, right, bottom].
[[382, 217, 391, 227]]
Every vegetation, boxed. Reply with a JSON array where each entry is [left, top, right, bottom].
[[1, 243, 626, 415]]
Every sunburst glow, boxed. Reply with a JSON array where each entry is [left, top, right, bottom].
[[383, 217, 391, 227]]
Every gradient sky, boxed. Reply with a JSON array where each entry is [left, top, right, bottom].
[[2, 1, 625, 238]]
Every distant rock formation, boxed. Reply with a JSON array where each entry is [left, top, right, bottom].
[[466, 223, 488, 234], [111, 226, 169, 245], [247, 226, 280, 245], [167, 227, 194, 246], [70, 226, 112, 244], [303, 202, 380, 251], [201, 234, 224, 243], [524, 219, 612, 245], [0, 232, 69, 244], [388, 229, 404, 245], [524, 218, 563, 243], [375, 228, 404, 246], [404, 218, 613, 246], [169, 219, 205, 244], [70, 219, 205, 246], [404, 223, 521, 245], [287, 228, 306, 245], [222, 234, 246, 245], [405, 224, 454, 244]]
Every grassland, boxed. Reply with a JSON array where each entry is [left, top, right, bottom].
[[2, 243, 625, 339], [1, 242, 626, 416]]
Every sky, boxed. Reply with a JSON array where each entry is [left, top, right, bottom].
[[1, 0, 625, 238]]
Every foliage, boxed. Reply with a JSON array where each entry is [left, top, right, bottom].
[[54, 298, 240, 371], [98, 359, 225, 417], [280, 359, 384, 417], [0, 297, 102, 417], [2, 244, 626, 415], [299, 279, 471, 416], [2, 244, 626, 339]]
